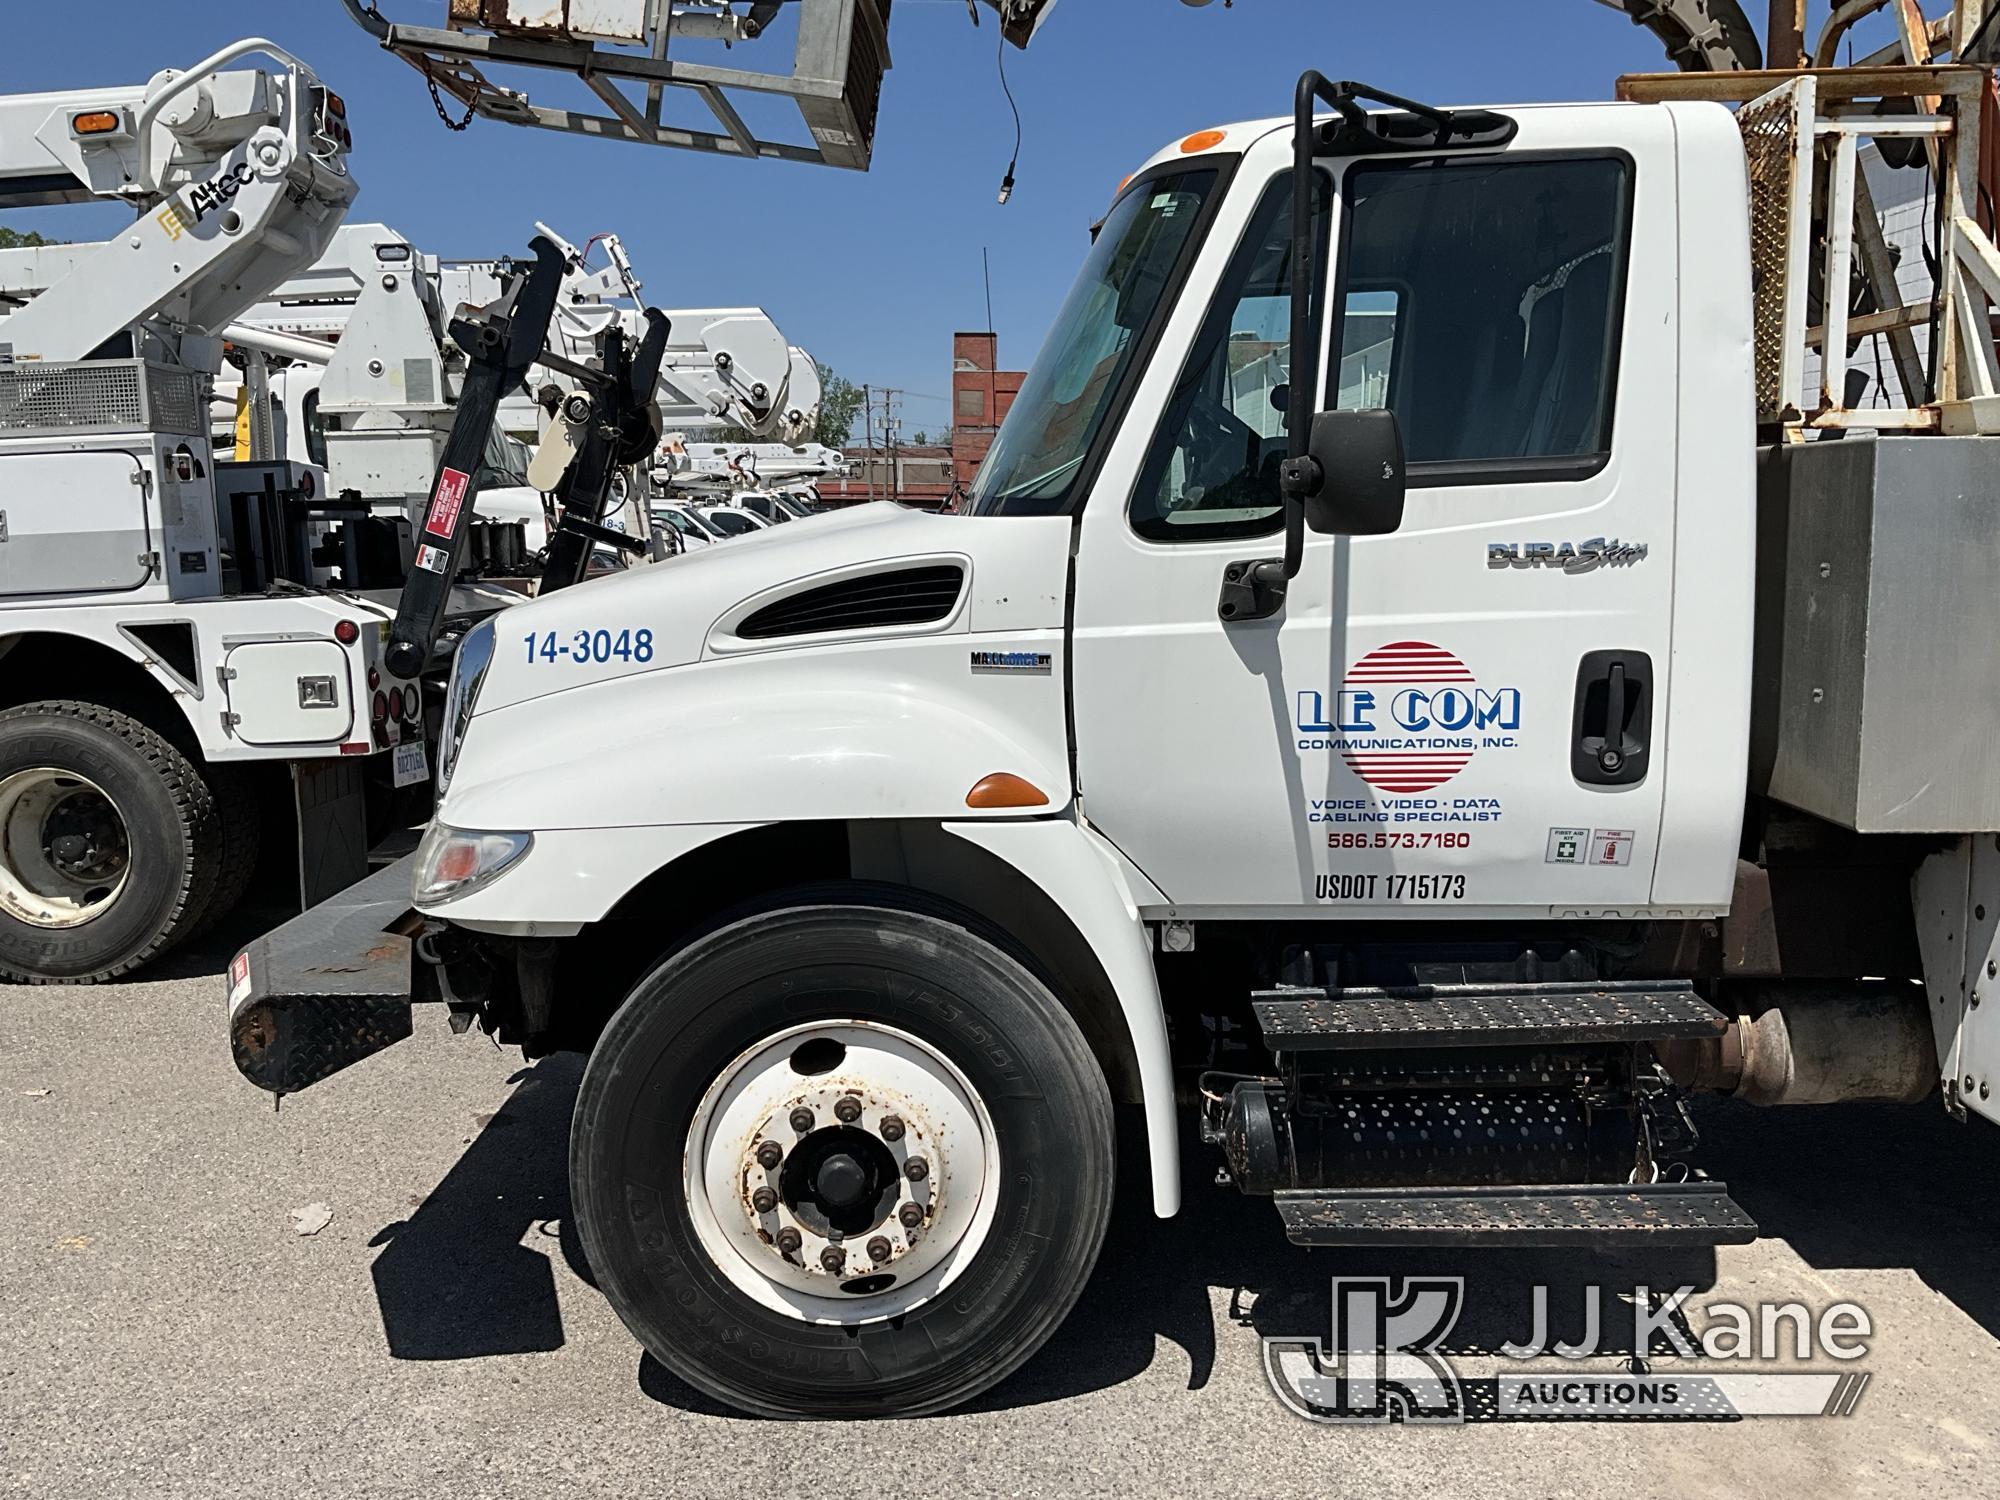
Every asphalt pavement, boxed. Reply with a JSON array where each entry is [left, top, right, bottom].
[[2, 909, 1997, 1498]]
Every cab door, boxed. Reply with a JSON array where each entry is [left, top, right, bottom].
[[1070, 112, 1679, 920]]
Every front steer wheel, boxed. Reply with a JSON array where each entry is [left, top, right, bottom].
[[0, 702, 222, 983], [569, 897, 1115, 1419]]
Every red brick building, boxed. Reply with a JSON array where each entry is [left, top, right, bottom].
[[817, 330, 1027, 510], [950, 331, 1023, 477]]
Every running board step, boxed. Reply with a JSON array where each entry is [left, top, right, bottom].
[[1276, 1182, 1757, 1247], [1252, 980, 1726, 1051]]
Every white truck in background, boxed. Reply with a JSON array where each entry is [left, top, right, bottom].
[[0, 39, 423, 983], [223, 223, 816, 572], [0, 32, 793, 983]]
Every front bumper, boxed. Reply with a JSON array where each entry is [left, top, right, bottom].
[[227, 855, 420, 1096]]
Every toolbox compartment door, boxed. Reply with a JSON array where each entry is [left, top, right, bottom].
[[223, 638, 354, 745], [0, 449, 154, 597]]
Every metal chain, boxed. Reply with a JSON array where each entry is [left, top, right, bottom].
[[424, 69, 477, 132]]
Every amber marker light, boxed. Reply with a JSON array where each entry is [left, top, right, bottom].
[[1179, 129, 1227, 153], [966, 773, 1049, 809]]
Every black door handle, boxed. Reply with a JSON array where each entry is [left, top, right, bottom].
[[1572, 650, 1651, 787], [1600, 662, 1627, 774]]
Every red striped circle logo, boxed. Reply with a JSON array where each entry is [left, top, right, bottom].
[[1340, 641, 1477, 793]]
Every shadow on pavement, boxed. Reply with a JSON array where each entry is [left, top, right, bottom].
[[1696, 1093, 2000, 1339], [365, 1059, 2000, 1413], [368, 1054, 581, 1360]]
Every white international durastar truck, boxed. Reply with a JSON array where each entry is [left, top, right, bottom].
[[229, 0, 2000, 1423]]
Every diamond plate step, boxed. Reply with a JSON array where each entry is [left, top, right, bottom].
[[1276, 1182, 1757, 1247], [1253, 979, 1725, 1051]]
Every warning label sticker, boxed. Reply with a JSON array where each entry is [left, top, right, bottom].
[[1590, 828, 1636, 867], [414, 543, 447, 574], [424, 466, 471, 538]]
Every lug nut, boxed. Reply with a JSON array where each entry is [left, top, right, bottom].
[[819, 1245, 846, 1274], [898, 1202, 924, 1229], [904, 1156, 929, 1183], [775, 1226, 802, 1256], [879, 1115, 905, 1142], [751, 1187, 778, 1214], [755, 1140, 783, 1170], [867, 1236, 892, 1263], [789, 1107, 814, 1133], [833, 1096, 862, 1123]]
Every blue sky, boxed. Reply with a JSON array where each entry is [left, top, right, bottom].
[[1, 2, 1781, 438]]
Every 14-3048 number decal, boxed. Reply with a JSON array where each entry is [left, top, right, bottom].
[[524, 628, 654, 665]]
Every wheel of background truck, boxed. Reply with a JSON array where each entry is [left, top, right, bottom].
[[0, 702, 221, 983], [180, 762, 263, 944], [570, 897, 1115, 1419]]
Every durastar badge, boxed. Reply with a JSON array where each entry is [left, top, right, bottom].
[[1488, 538, 1648, 573]]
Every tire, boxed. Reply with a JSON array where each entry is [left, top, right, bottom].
[[0, 701, 222, 983], [180, 762, 263, 944], [570, 895, 1115, 1419]]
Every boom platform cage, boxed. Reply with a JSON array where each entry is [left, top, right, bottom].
[[1619, 0, 2000, 434]]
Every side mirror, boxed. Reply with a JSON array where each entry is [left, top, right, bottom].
[[1298, 407, 1405, 537], [1218, 408, 1407, 624]]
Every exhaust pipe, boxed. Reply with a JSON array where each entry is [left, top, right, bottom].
[[1656, 983, 1936, 1106]]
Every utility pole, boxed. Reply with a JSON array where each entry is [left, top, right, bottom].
[[876, 386, 901, 502], [862, 383, 876, 503]]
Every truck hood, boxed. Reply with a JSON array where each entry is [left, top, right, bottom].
[[472, 503, 1071, 716]]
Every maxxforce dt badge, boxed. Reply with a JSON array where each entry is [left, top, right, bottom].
[[970, 650, 1052, 674]]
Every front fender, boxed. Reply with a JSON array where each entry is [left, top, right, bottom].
[[946, 817, 1179, 1218]]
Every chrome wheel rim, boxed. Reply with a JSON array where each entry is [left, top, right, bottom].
[[683, 1019, 1000, 1325], [0, 766, 132, 928]]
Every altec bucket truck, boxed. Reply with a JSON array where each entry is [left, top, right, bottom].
[[224, 224, 811, 578], [0, 39, 427, 984]]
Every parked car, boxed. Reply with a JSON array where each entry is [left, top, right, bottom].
[[693, 504, 771, 538], [653, 502, 721, 550]]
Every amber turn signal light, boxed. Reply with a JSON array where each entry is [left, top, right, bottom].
[[71, 111, 122, 135], [965, 773, 1049, 809]]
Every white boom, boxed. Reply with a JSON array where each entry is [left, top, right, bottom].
[[0, 39, 356, 366]]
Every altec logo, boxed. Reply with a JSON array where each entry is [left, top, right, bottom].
[[1297, 641, 1521, 793]]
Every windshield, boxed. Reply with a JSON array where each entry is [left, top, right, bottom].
[[971, 166, 1218, 516]]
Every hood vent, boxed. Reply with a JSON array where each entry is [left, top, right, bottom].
[[736, 562, 966, 640]]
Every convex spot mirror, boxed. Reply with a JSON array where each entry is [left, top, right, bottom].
[[1301, 407, 1405, 537]]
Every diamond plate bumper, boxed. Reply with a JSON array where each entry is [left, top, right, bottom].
[[227, 855, 420, 1096]]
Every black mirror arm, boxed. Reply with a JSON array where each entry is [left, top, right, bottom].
[[1275, 69, 1351, 590]]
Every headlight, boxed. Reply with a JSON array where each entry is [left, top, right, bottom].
[[436, 618, 496, 796], [412, 822, 533, 907]]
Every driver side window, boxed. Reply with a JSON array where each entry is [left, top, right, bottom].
[[1130, 173, 1329, 542]]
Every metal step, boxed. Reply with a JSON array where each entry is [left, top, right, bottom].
[[1253, 979, 1726, 1052], [1276, 1182, 1757, 1247]]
